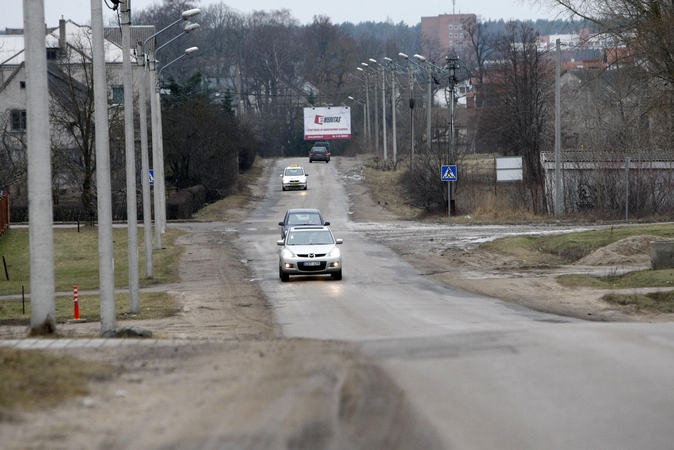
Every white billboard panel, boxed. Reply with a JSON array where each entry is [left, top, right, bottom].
[[304, 107, 351, 140], [496, 156, 523, 181]]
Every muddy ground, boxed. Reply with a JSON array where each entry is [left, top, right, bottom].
[[1, 157, 670, 450]]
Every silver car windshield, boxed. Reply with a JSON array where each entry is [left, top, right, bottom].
[[285, 168, 304, 176], [287, 230, 334, 245]]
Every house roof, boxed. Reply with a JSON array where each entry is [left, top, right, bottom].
[[0, 19, 133, 66], [541, 150, 674, 163]]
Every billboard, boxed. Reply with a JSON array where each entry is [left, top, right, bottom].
[[304, 106, 351, 140], [495, 156, 523, 181]]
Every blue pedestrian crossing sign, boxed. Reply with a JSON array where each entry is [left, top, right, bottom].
[[148, 170, 155, 186], [441, 165, 457, 182]]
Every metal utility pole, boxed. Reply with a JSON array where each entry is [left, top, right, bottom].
[[24, 0, 56, 334], [91, 0, 117, 333], [137, 42, 153, 279], [121, 0, 140, 314], [555, 39, 563, 218]]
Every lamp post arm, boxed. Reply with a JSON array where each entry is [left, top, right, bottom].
[[158, 53, 186, 80], [142, 17, 183, 61]]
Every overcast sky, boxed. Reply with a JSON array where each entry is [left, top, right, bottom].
[[1, 0, 566, 30]]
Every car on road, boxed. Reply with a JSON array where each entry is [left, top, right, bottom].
[[278, 208, 329, 238], [309, 146, 330, 163], [278, 225, 343, 281], [281, 164, 308, 191]]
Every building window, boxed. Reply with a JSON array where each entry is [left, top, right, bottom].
[[20, 81, 26, 89], [111, 86, 124, 104], [11, 110, 27, 132], [46, 48, 58, 60]]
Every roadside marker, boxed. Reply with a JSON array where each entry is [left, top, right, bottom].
[[68, 285, 87, 323]]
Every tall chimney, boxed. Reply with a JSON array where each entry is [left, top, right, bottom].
[[59, 18, 66, 58]]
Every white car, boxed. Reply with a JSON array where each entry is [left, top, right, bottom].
[[278, 226, 343, 281], [281, 164, 308, 191]]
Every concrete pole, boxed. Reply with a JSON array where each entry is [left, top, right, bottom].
[[91, 0, 116, 333], [449, 85, 454, 219], [24, 0, 56, 334], [364, 75, 371, 152], [148, 51, 162, 249], [409, 62, 414, 164], [137, 42, 153, 278], [426, 62, 432, 154], [382, 67, 387, 162], [121, 1, 140, 314], [391, 66, 397, 167], [155, 86, 166, 236], [555, 39, 563, 218], [373, 70, 379, 157]]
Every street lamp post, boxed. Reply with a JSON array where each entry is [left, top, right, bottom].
[[348, 95, 367, 150], [399, 53, 420, 167], [152, 22, 200, 243], [370, 58, 387, 163], [154, 45, 199, 234], [414, 54, 432, 155], [136, 41, 153, 278], [120, 0, 140, 313], [384, 57, 398, 168], [356, 67, 372, 152], [362, 62, 379, 157], [141, 8, 201, 250]]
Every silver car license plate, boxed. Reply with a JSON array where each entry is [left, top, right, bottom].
[[304, 261, 320, 266]]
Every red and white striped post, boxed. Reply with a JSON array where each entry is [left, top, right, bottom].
[[73, 285, 80, 320]]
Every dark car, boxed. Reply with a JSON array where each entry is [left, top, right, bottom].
[[278, 208, 330, 238], [309, 146, 330, 163]]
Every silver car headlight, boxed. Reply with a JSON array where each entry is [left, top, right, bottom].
[[329, 247, 341, 258], [281, 248, 295, 258]]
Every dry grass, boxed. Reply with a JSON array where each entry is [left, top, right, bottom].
[[360, 161, 423, 220], [0, 347, 112, 417]]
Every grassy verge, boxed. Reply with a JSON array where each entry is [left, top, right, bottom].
[[0, 291, 180, 326], [602, 291, 674, 314], [0, 227, 184, 297], [481, 223, 674, 314], [482, 223, 674, 264]]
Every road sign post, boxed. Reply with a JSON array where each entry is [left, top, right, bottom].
[[441, 165, 457, 219]]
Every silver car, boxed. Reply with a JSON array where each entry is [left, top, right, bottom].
[[278, 226, 343, 281]]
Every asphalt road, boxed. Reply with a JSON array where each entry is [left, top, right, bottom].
[[238, 157, 674, 450]]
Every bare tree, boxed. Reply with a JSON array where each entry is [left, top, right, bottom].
[[47, 35, 124, 222], [476, 21, 554, 213]]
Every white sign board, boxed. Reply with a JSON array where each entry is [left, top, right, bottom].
[[304, 106, 351, 140], [496, 156, 523, 181]]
